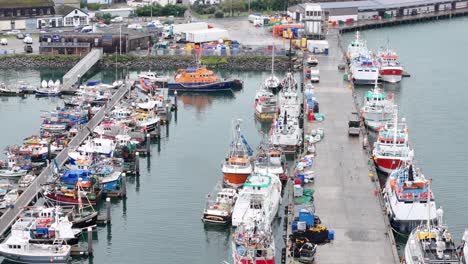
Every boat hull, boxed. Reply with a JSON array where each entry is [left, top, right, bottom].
[[380, 68, 403, 84], [45, 193, 97, 206], [0, 252, 70, 264], [71, 212, 98, 229], [167, 80, 242, 92], [374, 157, 403, 174], [201, 214, 230, 225], [223, 173, 250, 188]]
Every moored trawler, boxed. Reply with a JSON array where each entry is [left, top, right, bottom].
[[378, 46, 404, 84], [231, 172, 282, 227], [222, 120, 253, 188], [403, 208, 459, 264], [167, 66, 243, 92], [254, 87, 277, 121], [202, 184, 237, 225], [360, 83, 395, 131], [384, 164, 437, 233]]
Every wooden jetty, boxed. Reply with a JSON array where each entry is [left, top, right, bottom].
[[0, 82, 131, 237]]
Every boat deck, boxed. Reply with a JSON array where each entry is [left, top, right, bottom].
[[297, 30, 399, 264]]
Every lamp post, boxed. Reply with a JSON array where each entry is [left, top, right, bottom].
[[119, 24, 122, 56]]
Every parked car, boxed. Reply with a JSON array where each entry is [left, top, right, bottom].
[[128, 23, 142, 30], [16, 33, 25, 39], [0, 38, 7, 45], [23, 36, 33, 44], [110, 16, 123, 23], [6, 29, 21, 35], [24, 45, 33, 53]]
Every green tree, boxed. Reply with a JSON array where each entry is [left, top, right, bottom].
[[222, 0, 245, 15]]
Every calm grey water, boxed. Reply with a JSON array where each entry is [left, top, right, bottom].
[[0, 68, 288, 264], [343, 16, 468, 242]]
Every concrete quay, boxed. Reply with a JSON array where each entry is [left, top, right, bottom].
[[285, 30, 399, 264]]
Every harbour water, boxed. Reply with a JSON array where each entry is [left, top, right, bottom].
[[343, 16, 468, 243], [0, 69, 288, 264], [0, 16, 467, 263]]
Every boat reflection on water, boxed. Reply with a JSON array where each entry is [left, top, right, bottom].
[[177, 91, 236, 112], [203, 223, 232, 246], [254, 117, 272, 135]]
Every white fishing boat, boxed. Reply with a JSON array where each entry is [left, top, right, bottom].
[[231, 172, 282, 227], [254, 137, 285, 176], [306, 56, 318, 67], [138, 70, 169, 83], [403, 208, 459, 264], [264, 46, 282, 93], [35, 80, 60, 96], [254, 87, 277, 121], [232, 215, 275, 264], [0, 189, 19, 209], [202, 184, 237, 225], [270, 108, 302, 154], [350, 51, 379, 85], [0, 220, 71, 264], [347, 31, 367, 61], [360, 82, 395, 131], [384, 164, 437, 233], [0, 167, 28, 178], [18, 174, 36, 191], [77, 136, 116, 157], [133, 112, 160, 132]]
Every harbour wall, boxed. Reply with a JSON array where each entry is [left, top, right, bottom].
[[0, 54, 293, 71]]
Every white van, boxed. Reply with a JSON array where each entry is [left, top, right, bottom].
[[80, 26, 93, 33], [23, 36, 33, 44], [110, 16, 123, 23]]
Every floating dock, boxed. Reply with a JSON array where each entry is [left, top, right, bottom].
[[285, 29, 399, 263]]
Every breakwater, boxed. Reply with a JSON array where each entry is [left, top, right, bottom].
[[0, 54, 292, 71]]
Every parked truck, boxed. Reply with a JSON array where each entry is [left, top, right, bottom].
[[186, 28, 230, 43]]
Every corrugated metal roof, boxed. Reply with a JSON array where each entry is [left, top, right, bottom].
[[318, 0, 457, 11]]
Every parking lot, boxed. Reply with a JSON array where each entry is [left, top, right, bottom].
[[0, 34, 40, 55]]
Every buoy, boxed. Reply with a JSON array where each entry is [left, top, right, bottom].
[[41, 80, 47, 88], [48, 80, 54, 87]]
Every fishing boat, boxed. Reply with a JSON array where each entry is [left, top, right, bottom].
[[0, 189, 19, 209], [373, 112, 414, 174], [347, 31, 367, 61], [18, 174, 36, 191], [0, 234, 70, 263], [232, 216, 275, 264], [139, 78, 160, 94], [253, 137, 285, 177], [222, 120, 253, 188], [263, 46, 282, 93], [378, 45, 403, 84], [280, 72, 297, 91], [0, 83, 25, 96], [270, 108, 302, 154], [360, 83, 395, 131], [0, 166, 28, 178], [138, 70, 169, 83], [384, 163, 437, 233], [168, 66, 243, 92], [254, 87, 277, 121], [77, 136, 117, 157], [133, 112, 160, 132], [35, 80, 61, 96], [202, 183, 237, 225], [350, 51, 379, 85], [231, 172, 282, 227], [306, 56, 318, 67], [403, 208, 459, 264], [44, 187, 98, 206]]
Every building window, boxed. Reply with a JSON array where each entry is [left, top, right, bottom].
[[17, 9, 21, 16], [47, 8, 51, 15], [80, 17, 85, 25], [32, 8, 36, 15], [65, 17, 72, 25]]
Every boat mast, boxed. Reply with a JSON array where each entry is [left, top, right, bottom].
[[271, 45, 275, 78], [393, 109, 398, 150]]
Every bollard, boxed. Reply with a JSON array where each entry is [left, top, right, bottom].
[[121, 173, 127, 198], [156, 122, 161, 139], [87, 226, 93, 255], [166, 120, 169, 137], [135, 152, 140, 176], [106, 197, 111, 223], [174, 90, 178, 109], [146, 133, 151, 154]]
